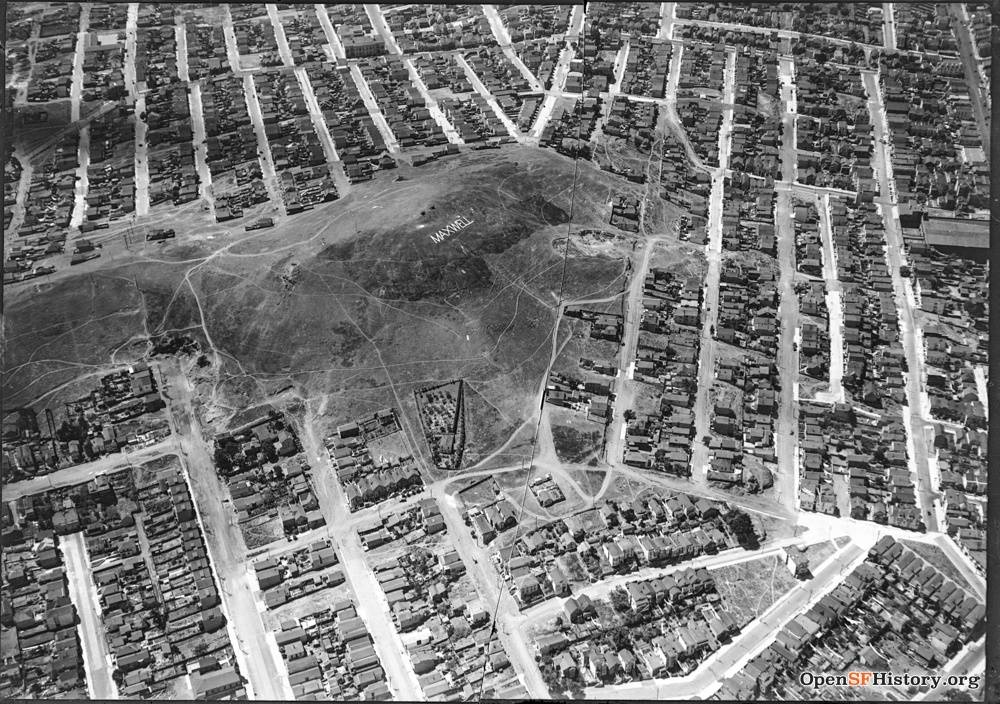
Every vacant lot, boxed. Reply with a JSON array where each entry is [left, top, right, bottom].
[[2, 148, 656, 470], [713, 555, 800, 627]]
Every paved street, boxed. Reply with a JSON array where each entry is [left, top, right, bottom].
[[241, 73, 284, 209], [221, 8, 244, 74], [529, 6, 584, 140], [690, 48, 736, 482], [658, 2, 675, 40], [482, 5, 543, 92], [813, 192, 845, 404], [455, 53, 527, 144], [432, 486, 547, 698], [314, 4, 346, 61], [159, 361, 292, 700], [5, 7, 989, 702], [862, 70, 939, 533], [773, 54, 800, 514], [4, 438, 174, 500], [348, 63, 401, 152], [68, 7, 91, 230], [186, 82, 215, 212], [605, 237, 661, 466], [948, 4, 990, 154], [60, 532, 118, 699], [404, 56, 464, 145], [675, 17, 885, 53], [882, 2, 897, 51], [579, 542, 867, 699], [364, 4, 402, 56], [267, 4, 296, 68], [123, 4, 150, 218], [298, 412, 425, 700]]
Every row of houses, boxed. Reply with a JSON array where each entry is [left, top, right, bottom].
[[382, 5, 494, 54], [0, 514, 85, 699], [877, 31, 990, 566], [587, 2, 662, 52], [213, 414, 326, 545], [718, 536, 984, 700], [252, 539, 344, 609], [729, 47, 780, 180], [273, 602, 390, 700], [535, 566, 739, 688], [496, 4, 572, 45], [799, 402, 923, 529], [707, 149, 783, 489], [880, 52, 987, 217], [360, 499, 526, 699], [12, 462, 244, 699], [357, 55, 450, 148], [2, 365, 167, 483], [326, 409, 425, 512], [136, 17, 201, 210], [545, 371, 615, 425], [623, 269, 701, 476], [795, 59, 871, 193], [302, 60, 392, 183], [253, 68, 338, 211], [494, 493, 751, 607]]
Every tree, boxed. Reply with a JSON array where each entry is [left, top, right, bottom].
[[726, 510, 759, 549], [610, 587, 631, 613], [214, 447, 233, 473]]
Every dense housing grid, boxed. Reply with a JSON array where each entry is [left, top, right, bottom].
[[1, 3, 988, 702]]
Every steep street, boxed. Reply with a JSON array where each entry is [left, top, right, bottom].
[[298, 413, 424, 701], [266, 4, 296, 68], [314, 4, 346, 61], [862, 70, 939, 533], [158, 361, 292, 700], [814, 193, 845, 404], [60, 532, 118, 700], [579, 542, 867, 699], [528, 5, 584, 140], [773, 54, 799, 514], [482, 5, 543, 92], [68, 6, 91, 231], [364, 4, 402, 55], [948, 3, 990, 155], [882, 3, 897, 51], [690, 48, 736, 482], [4, 438, 175, 500], [186, 82, 215, 212], [661, 41, 709, 172], [125, 3, 150, 217], [404, 56, 464, 145], [658, 2, 676, 41], [431, 485, 547, 698], [606, 237, 660, 466], [455, 53, 526, 144], [349, 63, 401, 152]]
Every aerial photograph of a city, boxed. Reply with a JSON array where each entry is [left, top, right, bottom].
[[1, 1, 993, 702]]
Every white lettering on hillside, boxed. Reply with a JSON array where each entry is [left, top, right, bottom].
[[429, 216, 474, 243]]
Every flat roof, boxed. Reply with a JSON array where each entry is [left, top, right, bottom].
[[922, 216, 988, 250]]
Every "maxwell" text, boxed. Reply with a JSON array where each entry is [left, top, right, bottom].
[[429, 216, 474, 243]]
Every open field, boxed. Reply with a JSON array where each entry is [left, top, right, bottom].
[[4, 148, 631, 468], [712, 554, 801, 627]]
